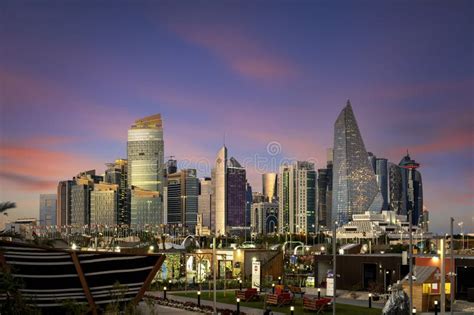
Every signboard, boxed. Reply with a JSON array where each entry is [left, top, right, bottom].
[[402, 251, 408, 265], [326, 278, 334, 297], [251, 261, 261, 291], [306, 276, 315, 288]]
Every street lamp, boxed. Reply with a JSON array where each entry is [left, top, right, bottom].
[[236, 297, 240, 315], [368, 293, 372, 308], [163, 286, 167, 299], [458, 222, 464, 250], [434, 300, 438, 315], [197, 290, 201, 307], [290, 305, 295, 315]]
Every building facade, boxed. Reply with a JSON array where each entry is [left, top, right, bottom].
[[130, 187, 161, 228], [262, 173, 278, 202], [198, 177, 213, 230], [57, 180, 74, 226], [105, 159, 129, 225], [166, 169, 199, 230], [278, 161, 316, 234], [251, 202, 278, 235], [332, 101, 383, 225], [70, 171, 102, 229], [39, 194, 57, 226], [213, 146, 227, 235], [127, 114, 164, 228], [90, 183, 119, 226]]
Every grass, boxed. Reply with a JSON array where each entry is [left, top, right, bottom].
[[172, 291, 382, 315]]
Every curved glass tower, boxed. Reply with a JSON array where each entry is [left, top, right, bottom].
[[127, 114, 164, 228], [332, 101, 382, 225]]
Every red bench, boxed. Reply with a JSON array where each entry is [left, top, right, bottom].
[[235, 288, 259, 302], [303, 296, 332, 313], [266, 292, 293, 307]]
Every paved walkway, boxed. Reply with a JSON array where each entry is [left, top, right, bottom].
[[147, 291, 285, 315]]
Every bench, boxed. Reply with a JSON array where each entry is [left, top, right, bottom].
[[235, 288, 259, 302], [266, 292, 293, 307], [288, 285, 305, 298], [303, 296, 332, 313]]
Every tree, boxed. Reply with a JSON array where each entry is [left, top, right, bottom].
[[0, 201, 16, 213]]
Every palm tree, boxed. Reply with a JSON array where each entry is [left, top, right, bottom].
[[0, 202, 16, 214]]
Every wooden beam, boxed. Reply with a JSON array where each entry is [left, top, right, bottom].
[[71, 251, 98, 315], [133, 254, 166, 305]]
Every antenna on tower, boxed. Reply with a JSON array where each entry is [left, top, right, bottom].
[[223, 132, 226, 146]]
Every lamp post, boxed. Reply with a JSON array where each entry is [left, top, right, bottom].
[[290, 305, 295, 315], [317, 288, 321, 299], [239, 279, 242, 291], [434, 300, 438, 315], [278, 276, 282, 285], [412, 307, 417, 314], [236, 297, 240, 315], [163, 286, 167, 300], [197, 290, 201, 307], [272, 283, 275, 294], [368, 293, 372, 308], [332, 220, 337, 315], [458, 222, 464, 250]]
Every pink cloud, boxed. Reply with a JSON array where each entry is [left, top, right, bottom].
[[166, 23, 299, 81]]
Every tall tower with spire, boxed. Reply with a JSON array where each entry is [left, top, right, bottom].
[[332, 100, 383, 225]]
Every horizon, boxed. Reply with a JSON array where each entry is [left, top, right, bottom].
[[1, 0, 473, 234]]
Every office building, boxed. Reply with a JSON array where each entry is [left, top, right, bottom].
[[127, 114, 164, 228], [90, 183, 119, 226], [197, 177, 213, 230], [130, 187, 162, 228], [57, 180, 74, 226], [39, 194, 57, 226], [70, 171, 102, 228], [245, 182, 252, 227], [278, 161, 317, 234], [105, 159, 129, 225], [166, 169, 199, 230], [332, 101, 383, 225], [399, 153, 423, 225]]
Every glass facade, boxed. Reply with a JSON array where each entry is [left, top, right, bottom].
[[39, 194, 57, 226], [127, 114, 164, 228], [332, 101, 382, 225], [227, 157, 246, 228]]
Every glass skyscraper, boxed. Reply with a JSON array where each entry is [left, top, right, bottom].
[[39, 194, 57, 226], [332, 101, 383, 225], [127, 114, 164, 227]]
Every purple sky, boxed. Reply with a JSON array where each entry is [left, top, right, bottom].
[[1, 0, 473, 233]]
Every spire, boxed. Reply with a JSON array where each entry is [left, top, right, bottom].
[[346, 99, 352, 107]]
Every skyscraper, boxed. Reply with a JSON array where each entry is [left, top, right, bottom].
[[105, 159, 129, 225], [57, 180, 74, 226], [130, 187, 161, 228], [332, 101, 383, 225], [127, 114, 164, 228], [213, 146, 227, 235], [166, 169, 199, 231], [198, 177, 213, 229], [245, 182, 253, 226], [70, 171, 102, 229], [375, 157, 389, 210], [388, 162, 403, 213], [39, 194, 57, 226], [227, 157, 246, 228], [278, 161, 316, 234], [212, 146, 247, 235], [399, 153, 423, 225], [262, 173, 277, 202]]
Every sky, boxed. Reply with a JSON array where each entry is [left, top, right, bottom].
[[0, 0, 473, 233]]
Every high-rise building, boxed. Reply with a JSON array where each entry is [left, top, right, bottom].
[[105, 159, 129, 225], [227, 157, 246, 228], [317, 166, 332, 228], [278, 161, 316, 234], [245, 182, 253, 226], [198, 177, 213, 229], [399, 153, 423, 225], [90, 183, 119, 226], [127, 114, 164, 228], [375, 157, 389, 210], [166, 158, 178, 175], [332, 101, 383, 225], [212, 146, 247, 235], [39, 194, 57, 226], [213, 146, 227, 235], [130, 187, 161, 228], [57, 180, 74, 226], [70, 171, 102, 229], [262, 173, 277, 202], [166, 169, 199, 231], [388, 162, 403, 213]]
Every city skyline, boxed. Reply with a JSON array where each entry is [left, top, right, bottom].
[[0, 0, 473, 233]]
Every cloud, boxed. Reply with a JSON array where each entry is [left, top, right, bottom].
[[165, 22, 299, 81], [0, 143, 104, 192]]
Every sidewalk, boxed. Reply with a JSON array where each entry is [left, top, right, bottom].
[[147, 291, 285, 315]]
